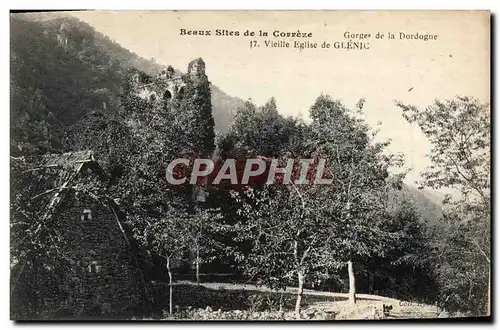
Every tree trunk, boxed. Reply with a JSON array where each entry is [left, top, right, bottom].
[[348, 260, 356, 304], [368, 270, 374, 294], [195, 247, 200, 286], [295, 270, 305, 319], [167, 256, 173, 314]]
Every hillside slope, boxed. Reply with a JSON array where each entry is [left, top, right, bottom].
[[10, 13, 244, 155], [395, 184, 443, 226]]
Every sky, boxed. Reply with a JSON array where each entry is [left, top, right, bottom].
[[69, 10, 490, 187]]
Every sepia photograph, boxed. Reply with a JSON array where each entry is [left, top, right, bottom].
[[9, 10, 491, 321]]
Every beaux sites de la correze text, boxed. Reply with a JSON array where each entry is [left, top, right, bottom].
[[179, 29, 439, 50]]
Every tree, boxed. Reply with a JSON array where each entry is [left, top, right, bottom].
[[11, 155, 68, 317], [397, 96, 490, 315], [225, 99, 339, 317], [132, 209, 191, 314], [363, 195, 436, 302], [187, 206, 224, 285], [222, 98, 303, 158], [397, 96, 490, 205], [63, 111, 137, 177], [231, 184, 343, 318], [306, 95, 404, 304]]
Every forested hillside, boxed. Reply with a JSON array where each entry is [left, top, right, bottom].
[[389, 184, 443, 226], [10, 14, 244, 155]]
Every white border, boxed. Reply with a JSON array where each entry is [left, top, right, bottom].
[[2, 1, 497, 329], [3, 0, 499, 10]]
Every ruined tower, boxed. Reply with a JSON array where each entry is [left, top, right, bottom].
[[187, 58, 206, 78]]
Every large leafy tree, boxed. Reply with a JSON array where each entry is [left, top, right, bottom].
[[397, 96, 490, 204], [397, 96, 490, 315], [306, 95, 404, 304], [10, 155, 69, 318], [222, 99, 321, 317], [231, 183, 342, 318]]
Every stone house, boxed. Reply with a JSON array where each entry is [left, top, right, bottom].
[[11, 150, 147, 319]]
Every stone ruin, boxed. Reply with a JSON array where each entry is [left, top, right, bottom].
[[130, 58, 206, 104]]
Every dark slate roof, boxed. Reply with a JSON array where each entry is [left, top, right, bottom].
[[44, 150, 95, 169], [42, 150, 97, 188], [41, 151, 131, 247]]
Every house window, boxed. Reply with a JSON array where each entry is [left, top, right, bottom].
[[87, 261, 100, 273], [81, 209, 92, 221], [74, 191, 81, 206]]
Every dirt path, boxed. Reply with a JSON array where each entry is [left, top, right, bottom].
[[178, 281, 444, 319]]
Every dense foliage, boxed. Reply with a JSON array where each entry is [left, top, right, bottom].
[[10, 14, 490, 319], [397, 96, 491, 315], [223, 96, 435, 314]]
